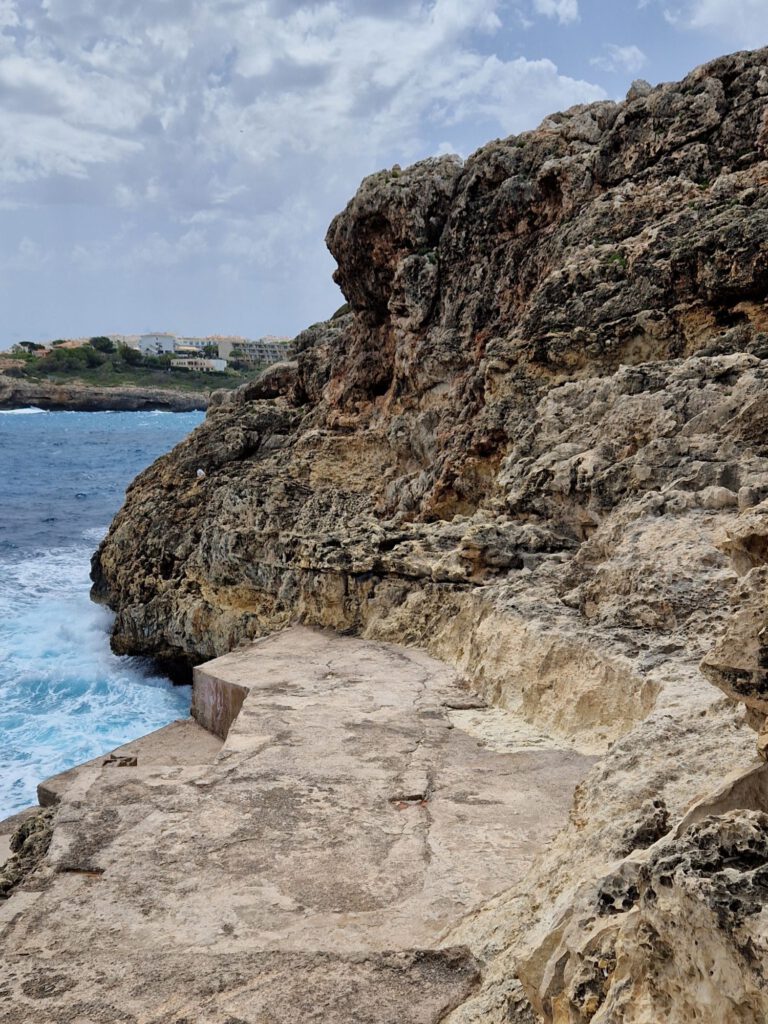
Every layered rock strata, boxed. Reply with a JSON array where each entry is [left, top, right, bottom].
[[82, 45, 768, 1021]]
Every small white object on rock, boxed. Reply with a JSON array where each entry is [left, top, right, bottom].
[[196, 468, 206, 480]]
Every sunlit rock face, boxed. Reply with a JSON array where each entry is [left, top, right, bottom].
[[91, 47, 768, 1023]]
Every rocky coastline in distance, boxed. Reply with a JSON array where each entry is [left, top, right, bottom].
[[0, 374, 209, 412]]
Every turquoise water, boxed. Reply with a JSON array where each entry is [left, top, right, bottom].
[[0, 408, 204, 818]]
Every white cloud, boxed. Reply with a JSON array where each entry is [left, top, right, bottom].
[[532, 0, 579, 24], [0, 0, 18, 28], [691, 0, 768, 36], [663, 0, 768, 40], [0, 52, 149, 130], [0, 110, 140, 183], [0, 0, 606, 339], [590, 44, 648, 73], [0, 1, 604, 211]]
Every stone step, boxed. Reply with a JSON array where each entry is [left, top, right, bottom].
[[36, 717, 223, 807]]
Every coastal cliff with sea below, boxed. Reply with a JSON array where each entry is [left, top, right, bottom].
[[3, 46, 768, 1024], [0, 335, 293, 412], [0, 375, 210, 412]]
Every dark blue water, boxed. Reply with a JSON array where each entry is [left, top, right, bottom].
[[0, 408, 205, 818]]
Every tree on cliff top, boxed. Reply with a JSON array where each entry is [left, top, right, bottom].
[[118, 344, 144, 366], [89, 336, 115, 353]]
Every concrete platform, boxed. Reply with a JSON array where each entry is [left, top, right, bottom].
[[36, 717, 224, 807], [0, 627, 594, 1022]]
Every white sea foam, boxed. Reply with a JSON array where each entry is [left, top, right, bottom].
[[82, 525, 109, 545], [0, 545, 190, 818], [0, 409, 203, 818], [0, 406, 46, 414]]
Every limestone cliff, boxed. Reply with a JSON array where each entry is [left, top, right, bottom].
[[0, 374, 208, 412], [92, 48, 768, 1022]]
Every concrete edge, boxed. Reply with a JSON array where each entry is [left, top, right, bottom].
[[191, 667, 249, 739]]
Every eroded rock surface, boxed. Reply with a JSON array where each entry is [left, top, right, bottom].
[[94, 48, 768, 679], [0, 809, 54, 900], [511, 808, 768, 1024], [81, 46, 768, 1022], [594, 810, 768, 1024]]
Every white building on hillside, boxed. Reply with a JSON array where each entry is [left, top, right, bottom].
[[217, 336, 294, 365], [131, 332, 291, 365], [177, 337, 216, 352], [171, 356, 227, 373], [139, 333, 176, 356]]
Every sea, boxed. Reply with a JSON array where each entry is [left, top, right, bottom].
[[0, 408, 205, 819]]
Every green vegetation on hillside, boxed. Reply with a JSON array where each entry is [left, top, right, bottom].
[[5, 340, 265, 393]]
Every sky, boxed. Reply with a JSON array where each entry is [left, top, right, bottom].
[[0, 0, 765, 347]]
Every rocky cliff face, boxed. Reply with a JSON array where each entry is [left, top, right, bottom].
[[92, 48, 768, 1022], [0, 375, 208, 411]]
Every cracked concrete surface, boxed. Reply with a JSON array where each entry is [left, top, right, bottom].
[[0, 627, 593, 1022]]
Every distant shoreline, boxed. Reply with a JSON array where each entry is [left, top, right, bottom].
[[0, 375, 209, 413]]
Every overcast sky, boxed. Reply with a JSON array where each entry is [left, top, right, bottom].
[[0, 0, 764, 346]]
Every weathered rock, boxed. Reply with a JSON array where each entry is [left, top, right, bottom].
[[81, 46, 768, 1023], [233, 359, 298, 402], [93, 47, 768, 676], [702, 567, 768, 719], [525, 811, 768, 1024], [443, 698, 758, 1024], [0, 808, 54, 900]]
